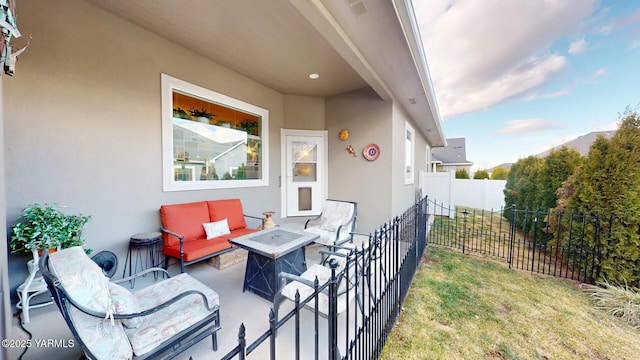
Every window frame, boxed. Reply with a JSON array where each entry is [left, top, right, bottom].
[[161, 74, 269, 191], [404, 121, 415, 185]]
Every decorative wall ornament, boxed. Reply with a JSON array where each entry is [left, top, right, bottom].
[[345, 145, 357, 157], [0, 0, 27, 76], [339, 129, 349, 141], [363, 143, 380, 161]]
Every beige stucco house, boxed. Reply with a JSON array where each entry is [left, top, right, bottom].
[[0, 0, 446, 347]]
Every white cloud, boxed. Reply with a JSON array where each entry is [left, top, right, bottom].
[[441, 55, 567, 117], [568, 39, 587, 54], [414, 0, 598, 118], [574, 68, 607, 84], [524, 89, 570, 101], [497, 119, 559, 134]]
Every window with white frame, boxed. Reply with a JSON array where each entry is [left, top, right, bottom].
[[405, 122, 415, 184], [161, 74, 269, 191]]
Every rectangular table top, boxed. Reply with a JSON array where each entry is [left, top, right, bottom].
[[230, 228, 318, 259]]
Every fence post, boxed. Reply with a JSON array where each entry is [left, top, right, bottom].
[[238, 323, 246, 360], [462, 209, 469, 254], [269, 309, 276, 359], [509, 206, 516, 269], [328, 258, 339, 360]]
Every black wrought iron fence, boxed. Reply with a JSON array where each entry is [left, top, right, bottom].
[[220, 197, 428, 360], [426, 199, 604, 284]]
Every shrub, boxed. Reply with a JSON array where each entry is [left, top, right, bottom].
[[455, 169, 470, 179], [473, 169, 489, 179], [586, 280, 640, 329]]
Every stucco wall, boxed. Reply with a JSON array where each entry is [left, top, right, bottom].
[[4, 0, 291, 305], [325, 88, 393, 233], [283, 95, 325, 130]]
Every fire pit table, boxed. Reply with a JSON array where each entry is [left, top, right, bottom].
[[230, 228, 318, 301]]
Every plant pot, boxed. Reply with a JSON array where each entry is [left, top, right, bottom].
[[37, 248, 58, 256]]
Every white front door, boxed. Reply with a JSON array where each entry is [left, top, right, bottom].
[[281, 129, 327, 217]]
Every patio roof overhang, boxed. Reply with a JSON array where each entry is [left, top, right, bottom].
[[86, 0, 446, 147]]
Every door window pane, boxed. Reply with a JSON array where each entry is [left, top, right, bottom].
[[291, 141, 317, 182]]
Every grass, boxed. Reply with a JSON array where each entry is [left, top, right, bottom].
[[380, 247, 640, 360]]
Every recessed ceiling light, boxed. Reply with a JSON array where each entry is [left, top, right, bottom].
[[308, 73, 319, 79]]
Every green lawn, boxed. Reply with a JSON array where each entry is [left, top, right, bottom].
[[381, 247, 640, 360]]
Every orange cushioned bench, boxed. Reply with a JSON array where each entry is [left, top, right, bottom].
[[160, 199, 262, 272]]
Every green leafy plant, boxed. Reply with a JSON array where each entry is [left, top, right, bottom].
[[239, 120, 259, 135], [10, 204, 91, 255], [172, 107, 191, 119], [188, 108, 215, 119]]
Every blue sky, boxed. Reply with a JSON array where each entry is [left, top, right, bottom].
[[414, 0, 640, 171]]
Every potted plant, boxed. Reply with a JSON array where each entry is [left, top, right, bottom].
[[172, 107, 191, 120], [188, 108, 216, 123], [10, 203, 92, 259]]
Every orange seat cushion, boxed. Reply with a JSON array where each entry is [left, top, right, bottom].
[[207, 199, 247, 230], [163, 237, 232, 262], [160, 201, 210, 247]]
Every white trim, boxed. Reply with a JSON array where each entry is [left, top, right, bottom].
[[405, 121, 415, 184], [161, 74, 269, 191], [280, 129, 328, 217]]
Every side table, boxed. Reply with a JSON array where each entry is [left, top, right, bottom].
[[17, 258, 53, 324], [122, 231, 163, 288]]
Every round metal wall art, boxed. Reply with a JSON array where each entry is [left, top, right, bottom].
[[339, 129, 350, 141], [363, 143, 380, 161]]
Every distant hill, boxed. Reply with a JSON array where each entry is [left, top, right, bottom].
[[487, 130, 616, 173], [536, 130, 616, 158], [488, 162, 513, 172]]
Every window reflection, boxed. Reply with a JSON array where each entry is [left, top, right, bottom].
[[172, 91, 262, 182]]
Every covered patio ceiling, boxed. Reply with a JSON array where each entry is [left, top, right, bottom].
[[86, 0, 446, 147]]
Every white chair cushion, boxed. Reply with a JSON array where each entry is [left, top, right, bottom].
[[305, 226, 351, 246], [281, 258, 355, 316], [124, 273, 219, 356], [49, 246, 133, 359], [108, 282, 143, 329], [68, 307, 133, 360], [320, 201, 354, 232]]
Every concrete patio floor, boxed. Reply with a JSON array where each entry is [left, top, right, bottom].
[[7, 234, 369, 360]]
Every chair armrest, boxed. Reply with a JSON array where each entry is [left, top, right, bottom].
[[243, 214, 265, 228], [116, 290, 219, 318], [59, 285, 218, 320], [161, 227, 184, 242], [304, 212, 323, 229], [319, 249, 350, 258], [113, 267, 171, 284], [278, 272, 318, 288]]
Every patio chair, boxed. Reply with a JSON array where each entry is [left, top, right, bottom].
[[39, 246, 221, 360], [304, 199, 358, 248], [273, 243, 365, 318], [357, 229, 390, 302]]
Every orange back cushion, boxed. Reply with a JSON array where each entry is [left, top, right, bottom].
[[160, 201, 210, 246], [208, 199, 247, 230]]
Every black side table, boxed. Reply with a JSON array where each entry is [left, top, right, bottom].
[[122, 231, 163, 288]]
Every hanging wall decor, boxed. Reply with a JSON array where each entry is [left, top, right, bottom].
[[339, 129, 349, 141], [363, 143, 380, 161], [0, 0, 27, 76], [346, 145, 357, 157]]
